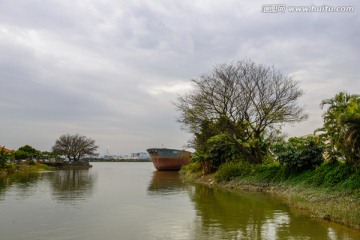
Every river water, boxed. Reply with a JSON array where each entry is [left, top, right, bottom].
[[0, 162, 359, 240]]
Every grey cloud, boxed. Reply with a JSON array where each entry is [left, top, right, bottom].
[[1, 0, 359, 154]]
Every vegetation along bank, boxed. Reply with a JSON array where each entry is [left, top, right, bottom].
[[1, 133, 98, 176], [182, 160, 360, 230], [176, 60, 360, 230]]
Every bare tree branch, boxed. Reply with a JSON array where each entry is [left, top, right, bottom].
[[175, 59, 307, 164]]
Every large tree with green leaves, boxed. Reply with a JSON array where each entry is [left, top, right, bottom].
[[52, 134, 98, 162], [176, 59, 307, 165]]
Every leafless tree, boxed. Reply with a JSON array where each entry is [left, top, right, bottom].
[[176, 59, 307, 164], [52, 134, 98, 161]]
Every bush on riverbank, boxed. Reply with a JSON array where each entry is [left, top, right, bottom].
[[215, 161, 360, 192], [271, 136, 325, 172]]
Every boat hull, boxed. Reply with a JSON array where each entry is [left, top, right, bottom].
[[146, 148, 191, 171]]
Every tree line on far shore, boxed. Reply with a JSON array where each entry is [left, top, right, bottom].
[[1, 134, 98, 168]]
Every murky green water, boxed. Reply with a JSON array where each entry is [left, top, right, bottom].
[[0, 162, 359, 240]]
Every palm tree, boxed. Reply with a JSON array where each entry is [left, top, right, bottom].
[[338, 96, 360, 164], [317, 92, 352, 162], [317, 92, 360, 165]]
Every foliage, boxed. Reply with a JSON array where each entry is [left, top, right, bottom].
[[214, 160, 359, 193], [28, 160, 36, 165], [176, 59, 307, 164], [181, 161, 202, 174], [215, 161, 253, 182], [191, 133, 243, 173], [316, 92, 360, 165], [191, 119, 219, 153], [4, 163, 16, 173], [0, 146, 10, 168], [252, 163, 288, 182], [15, 145, 41, 160], [52, 134, 98, 161], [206, 134, 242, 170], [271, 136, 324, 172], [215, 161, 289, 183], [298, 162, 359, 190], [289, 162, 360, 191], [188, 151, 211, 174], [14, 150, 29, 160]]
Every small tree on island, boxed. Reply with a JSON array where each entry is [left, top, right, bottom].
[[52, 134, 98, 162]]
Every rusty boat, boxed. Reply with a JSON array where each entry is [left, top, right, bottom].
[[146, 148, 191, 171]]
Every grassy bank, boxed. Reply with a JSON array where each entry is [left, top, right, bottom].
[[181, 161, 360, 230], [0, 162, 54, 176]]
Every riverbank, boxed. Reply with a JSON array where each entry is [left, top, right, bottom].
[[181, 166, 360, 231], [0, 161, 94, 177], [45, 161, 92, 169], [0, 162, 54, 176]]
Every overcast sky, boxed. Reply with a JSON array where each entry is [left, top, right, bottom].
[[1, 0, 359, 155]]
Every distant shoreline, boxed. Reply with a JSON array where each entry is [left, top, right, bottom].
[[89, 159, 151, 163]]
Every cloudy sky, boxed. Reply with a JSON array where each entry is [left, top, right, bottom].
[[1, 0, 359, 155]]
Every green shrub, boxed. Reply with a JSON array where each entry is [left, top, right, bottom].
[[271, 136, 324, 172], [323, 163, 352, 186], [0, 147, 10, 168], [215, 161, 253, 182], [191, 134, 243, 174], [254, 163, 287, 182], [188, 151, 212, 174], [296, 162, 359, 190], [340, 171, 360, 190], [206, 134, 242, 171], [304, 163, 334, 186], [5, 163, 16, 173], [182, 161, 202, 173]]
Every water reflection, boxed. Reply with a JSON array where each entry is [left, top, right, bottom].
[[0, 172, 45, 200], [147, 171, 185, 196], [0, 169, 96, 204], [189, 184, 357, 240], [49, 170, 96, 203]]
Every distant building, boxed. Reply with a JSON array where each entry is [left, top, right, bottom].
[[98, 152, 150, 161], [130, 152, 150, 160], [0, 146, 14, 162], [0, 146, 14, 153]]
